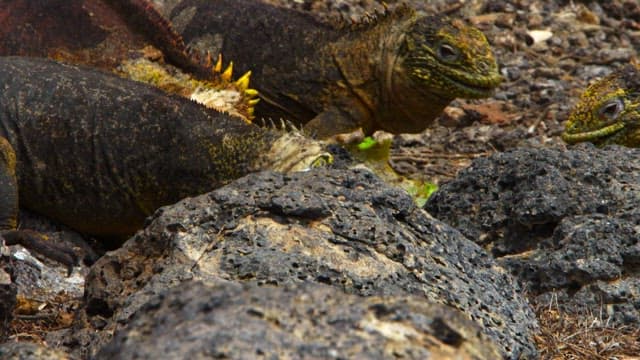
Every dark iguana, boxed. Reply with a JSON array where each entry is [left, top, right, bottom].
[[562, 63, 640, 147], [0, 57, 331, 256], [165, 0, 502, 138], [0, 0, 258, 120]]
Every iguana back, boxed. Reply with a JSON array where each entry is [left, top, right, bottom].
[[172, 0, 344, 124], [0, 57, 282, 239]]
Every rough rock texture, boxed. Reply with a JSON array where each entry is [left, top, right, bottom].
[[0, 267, 16, 342], [79, 168, 538, 359], [97, 281, 502, 359], [425, 144, 640, 325], [0, 341, 71, 360], [0, 209, 98, 351]]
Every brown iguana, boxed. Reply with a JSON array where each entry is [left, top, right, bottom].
[[0, 57, 331, 265], [165, 0, 502, 138], [0, 0, 258, 121], [562, 63, 640, 147]]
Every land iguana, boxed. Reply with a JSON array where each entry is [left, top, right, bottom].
[[165, 0, 503, 138], [562, 63, 640, 147], [0, 0, 258, 120], [0, 56, 332, 268]]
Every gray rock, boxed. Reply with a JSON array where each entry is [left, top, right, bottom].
[[0, 342, 71, 360], [0, 267, 16, 342], [426, 144, 640, 325], [81, 168, 538, 359], [0, 215, 106, 359], [96, 280, 502, 359]]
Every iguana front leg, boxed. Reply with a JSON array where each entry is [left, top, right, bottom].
[[0, 137, 77, 275], [302, 89, 375, 143], [302, 106, 362, 140]]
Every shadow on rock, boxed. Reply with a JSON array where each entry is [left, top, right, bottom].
[[72, 168, 537, 359], [426, 143, 640, 326], [97, 280, 502, 359]]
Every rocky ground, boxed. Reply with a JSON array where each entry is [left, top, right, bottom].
[[276, 0, 640, 357], [2, 0, 640, 359]]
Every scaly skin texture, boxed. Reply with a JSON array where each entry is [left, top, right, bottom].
[[167, 0, 502, 138], [562, 64, 640, 147], [0, 0, 141, 71], [0, 0, 204, 78], [0, 57, 330, 243], [0, 137, 17, 231], [0, 0, 257, 119]]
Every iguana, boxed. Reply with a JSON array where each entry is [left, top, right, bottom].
[[165, 0, 502, 138], [562, 63, 640, 147], [0, 0, 258, 120], [0, 57, 331, 265]]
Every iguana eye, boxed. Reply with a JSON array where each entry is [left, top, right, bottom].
[[597, 98, 624, 122], [437, 43, 460, 62]]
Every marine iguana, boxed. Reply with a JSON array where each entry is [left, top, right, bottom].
[[0, 57, 331, 266], [166, 0, 502, 138], [562, 63, 640, 147]]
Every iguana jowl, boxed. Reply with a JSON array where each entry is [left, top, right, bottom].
[[167, 0, 502, 138]]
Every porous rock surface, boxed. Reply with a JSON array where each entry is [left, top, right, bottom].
[[79, 168, 537, 359], [0, 341, 70, 360], [426, 144, 640, 325], [97, 280, 502, 359], [0, 267, 16, 342]]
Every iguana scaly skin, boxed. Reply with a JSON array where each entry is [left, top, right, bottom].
[[167, 0, 502, 138], [562, 64, 640, 147], [0, 137, 17, 231], [0, 57, 331, 243], [0, 0, 258, 120]]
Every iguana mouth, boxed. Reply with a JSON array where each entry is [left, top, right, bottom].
[[443, 72, 502, 98], [561, 121, 626, 144]]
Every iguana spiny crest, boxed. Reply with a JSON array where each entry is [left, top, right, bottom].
[[119, 50, 259, 122]]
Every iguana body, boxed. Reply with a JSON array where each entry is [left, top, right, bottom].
[[562, 63, 640, 147], [0, 0, 258, 120], [0, 57, 330, 241], [0, 0, 213, 80], [167, 0, 502, 138]]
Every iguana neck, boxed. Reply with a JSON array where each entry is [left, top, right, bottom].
[[383, 16, 453, 133], [331, 11, 451, 134]]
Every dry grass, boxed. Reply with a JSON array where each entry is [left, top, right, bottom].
[[534, 299, 640, 360], [8, 293, 78, 345]]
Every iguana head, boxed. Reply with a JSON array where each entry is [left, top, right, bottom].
[[402, 15, 502, 100], [562, 64, 640, 147]]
